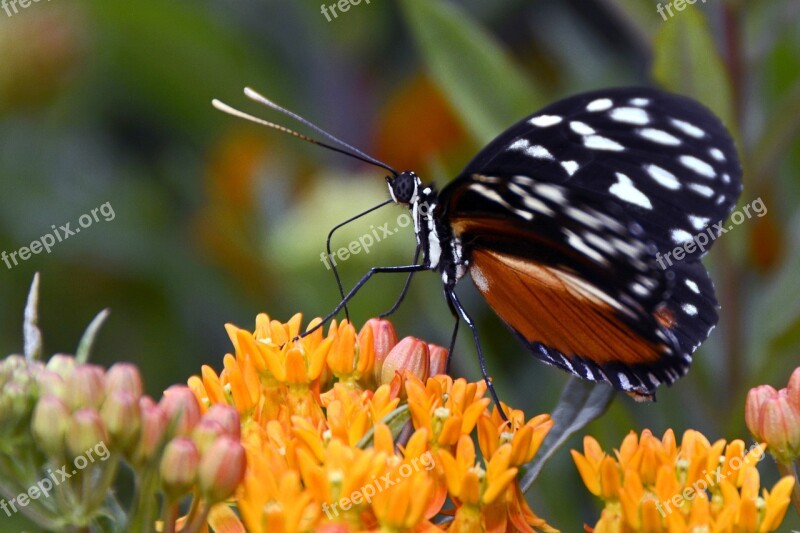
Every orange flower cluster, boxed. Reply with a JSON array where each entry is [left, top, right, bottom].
[[188, 313, 557, 532], [572, 428, 795, 532]]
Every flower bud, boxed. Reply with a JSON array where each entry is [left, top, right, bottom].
[[745, 385, 777, 442], [192, 418, 226, 456], [45, 354, 76, 380], [788, 367, 800, 411], [31, 395, 69, 457], [160, 437, 200, 500], [198, 435, 246, 503], [65, 364, 106, 410], [100, 391, 141, 450], [131, 397, 168, 465], [36, 370, 67, 399], [66, 408, 108, 458], [365, 319, 398, 382], [759, 391, 800, 462], [328, 321, 357, 378], [160, 385, 201, 437], [380, 337, 430, 386], [202, 404, 241, 440], [428, 344, 449, 376], [104, 363, 143, 398]]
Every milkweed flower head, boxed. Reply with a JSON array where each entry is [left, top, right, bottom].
[[189, 312, 559, 532], [573, 428, 796, 532]]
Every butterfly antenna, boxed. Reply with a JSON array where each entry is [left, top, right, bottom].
[[212, 90, 398, 176]]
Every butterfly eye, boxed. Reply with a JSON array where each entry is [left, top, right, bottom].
[[389, 171, 419, 205]]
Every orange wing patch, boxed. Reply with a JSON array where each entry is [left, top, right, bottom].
[[469, 249, 666, 366]]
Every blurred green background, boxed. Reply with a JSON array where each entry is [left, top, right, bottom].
[[1, 0, 798, 530]]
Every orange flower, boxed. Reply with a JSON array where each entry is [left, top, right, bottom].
[[574, 428, 795, 532], [189, 313, 557, 532]]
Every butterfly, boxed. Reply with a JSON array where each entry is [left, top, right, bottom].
[[213, 86, 742, 403]]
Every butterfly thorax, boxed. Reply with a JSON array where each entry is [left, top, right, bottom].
[[387, 171, 468, 288]]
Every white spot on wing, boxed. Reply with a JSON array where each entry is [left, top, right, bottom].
[[709, 147, 726, 161], [609, 172, 652, 209], [586, 98, 613, 112], [680, 155, 716, 178], [688, 215, 710, 230], [469, 184, 534, 220], [646, 164, 681, 190], [470, 264, 489, 292], [534, 183, 566, 204], [508, 139, 554, 160], [688, 183, 714, 197], [671, 228, 693, 244], [671, 118, 705, 138], [529, 115, 562, 127], [570, 121, 595, 135], [609, 107, 649, 125], [682, 303, 698, 316], [630, 97, 650, 106], [564, 229, 606, 264], [638, 128, 681, 146], [685, 279, 700, 293], [561, 160, 579, 176], [584, 135, 624, 151]]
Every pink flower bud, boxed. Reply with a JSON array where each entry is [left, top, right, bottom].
[[160, 437, 200, 500], [759, 391, 800, 462], [745, 385, 777, 441], [788, 367, 800, 411], [31, 395, 69, 458], [159, 385, 201, 437], [100, 391, 141, 450], [202, 404, 241, 440], [192, 418, 226, 456], [380, 337, 430, 386], [198, 435, 246, 503], [131, 397, 168, 465], [66, 408, 108, 458], [104, 363, 143, 398], [428, 343, 449, 376], [65, 365, 106, 410], [365, 319, 398, 382]]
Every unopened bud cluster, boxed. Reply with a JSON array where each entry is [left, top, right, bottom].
[[0, 352, 245, 531]]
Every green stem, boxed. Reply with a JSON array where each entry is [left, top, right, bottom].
[[776, 460, 800, 517]]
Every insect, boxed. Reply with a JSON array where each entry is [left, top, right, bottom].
[[213, 86, 742, 406]]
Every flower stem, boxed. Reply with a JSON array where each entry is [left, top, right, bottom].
[[776, 460, 800, 516]]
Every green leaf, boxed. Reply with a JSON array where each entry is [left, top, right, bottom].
[[652, 7, 734, 128], [76, 309, 111, 364], [23, 273, 42, 362], [401, 0, 543, 144], [356, 404, 410, 449], [519, 378, 615, 492]]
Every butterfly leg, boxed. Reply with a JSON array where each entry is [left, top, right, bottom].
[[325, 199, 394, 323], [446, 288, 508, 421], [378, 245, 422, 318], [301, 263, 432, 338]]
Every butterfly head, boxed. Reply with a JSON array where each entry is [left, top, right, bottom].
[[387, 171, 422, 206]]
